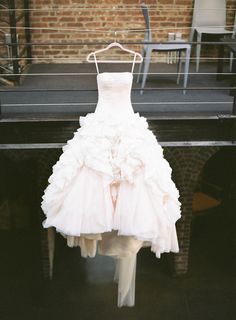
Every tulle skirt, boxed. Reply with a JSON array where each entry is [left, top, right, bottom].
[[41, 112, 181, 306], [41, 113, 181, 257]]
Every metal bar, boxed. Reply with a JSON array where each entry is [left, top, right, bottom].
[[1, 113, 236, 121], [0, 114, 235, 122], [0, 141, 235, 149], [0, 76, 14, 86], [19, 46, 26, 57], [1, 6, 235, 11], [0, 87, 235, 93], [15, 11, 24, 23], [1, 41, 236, 47], [216, 40, 225, 81], [0, 71, 234, 76], [0, 71, 234, 75], [1, 57, 236, 61], [1, 101, 233, 107], [24, 0, 32, 63], [7, 0, 19, 82]]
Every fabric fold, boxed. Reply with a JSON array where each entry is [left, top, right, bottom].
[[41, 112, 181, 260]]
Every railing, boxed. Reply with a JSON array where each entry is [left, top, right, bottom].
[[0, 2, 236, 148], [0, 0, 31, 82], [1, 40, 236, 115]]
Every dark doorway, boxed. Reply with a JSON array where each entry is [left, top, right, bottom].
[[190, 147, 236, 275]]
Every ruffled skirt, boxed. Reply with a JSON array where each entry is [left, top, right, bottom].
[[41, 112, 181, 306]]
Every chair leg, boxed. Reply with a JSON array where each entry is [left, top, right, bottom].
[[177, 51, 182, 85], [136, 61, 143, 83], [196, 32, 202, 72], [183, 47, 191, 94], [229, 51, 233, 72], [137, 49, 145, 83], [189, 28, 195, 44], [140, 47, 152, 95]]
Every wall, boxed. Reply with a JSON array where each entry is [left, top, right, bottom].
[[0, 145, 221, 277], [1, 0, 235, 70], [27, 0, 236, 63]]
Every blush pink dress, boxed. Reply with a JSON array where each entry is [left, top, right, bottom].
[[41, 67, 181, 307]]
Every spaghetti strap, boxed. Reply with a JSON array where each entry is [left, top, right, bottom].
[[94, 53, 100, 74], [131, 53, 136, 74]]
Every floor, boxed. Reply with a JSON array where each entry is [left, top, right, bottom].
[[0, 200, 235, 320], [0, 62, 234, 118]]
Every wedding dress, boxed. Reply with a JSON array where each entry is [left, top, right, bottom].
[[41, 59, 181, 307]]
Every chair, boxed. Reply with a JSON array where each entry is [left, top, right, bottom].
[[137, 4, 191, 95], [190, 0, 233, 72]]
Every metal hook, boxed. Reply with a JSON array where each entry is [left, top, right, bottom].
[[114, 31, 117, 43]]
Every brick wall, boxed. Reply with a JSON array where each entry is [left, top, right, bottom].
[[0, 0, 235, 65], [27, 0, 236, 63], [0, 146, 222, 277]]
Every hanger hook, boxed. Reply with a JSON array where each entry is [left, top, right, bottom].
[[114, 30, 117, 43]]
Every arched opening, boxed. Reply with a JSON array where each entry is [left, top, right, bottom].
[[190, 147, 236, 275]]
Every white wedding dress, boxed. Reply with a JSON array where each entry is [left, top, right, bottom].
[[41, 67, 181, 307]]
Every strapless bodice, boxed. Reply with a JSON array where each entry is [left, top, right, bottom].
[[94, 72, 134, 118]]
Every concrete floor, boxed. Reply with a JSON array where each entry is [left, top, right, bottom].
[[0, 199, 235, 320]]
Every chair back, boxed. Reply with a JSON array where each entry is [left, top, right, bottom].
[[140, 3, 152, 44], [192, 0, 227, 28]]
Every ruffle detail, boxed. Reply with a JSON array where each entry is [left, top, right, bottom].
[[41, 112, 181, 258]]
